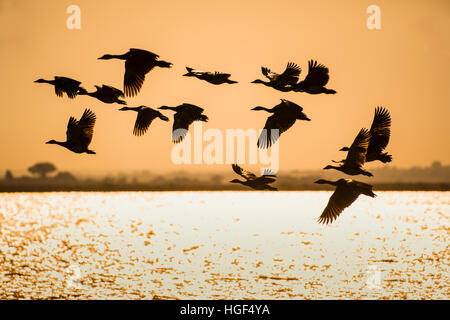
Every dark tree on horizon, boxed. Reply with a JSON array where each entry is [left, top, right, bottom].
[[28, 162, 57, 179]]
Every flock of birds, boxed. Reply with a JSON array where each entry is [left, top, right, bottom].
[[34, 48, 392, 225]]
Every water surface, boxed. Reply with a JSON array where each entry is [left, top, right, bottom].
[[0, 191, 448, 299]]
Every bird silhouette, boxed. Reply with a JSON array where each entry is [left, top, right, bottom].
[[46, 108, 96, 154], [230, 164, 277, 190], [183, 67, 238, 85], [251, 62, 302, 92], [324, 128, 373, 176], [78, 85, 126, 105], [314, 178, 376, 224], [98, 48, 172, 97], [339, 107, 392, 163], [158, 103, 208, 143], [291, 60, 336, 94], [119, 106, 169, 136], [34, 76, 85, 99], [252, 99, 310, 148]]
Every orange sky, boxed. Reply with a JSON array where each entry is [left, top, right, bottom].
[[0, 0, 449, 174]]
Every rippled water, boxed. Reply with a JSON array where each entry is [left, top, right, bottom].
[[0, 191, 448, 299]]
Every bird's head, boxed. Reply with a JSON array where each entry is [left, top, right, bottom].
[[229, 179, 242, 184], [158, 105, 172, 110], [323, 165, 334, 170], [251, 106, 266, 111], [34, 79, 46, 83], [97, 54, 114, 60], [251, 79, 264, 84], [339, 147, 350, 151], [45, 140, 57, 144], [314, 179, 329, 185], [118, 107, 130, 111]]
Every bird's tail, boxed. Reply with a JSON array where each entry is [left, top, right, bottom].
[[362, 170, 373, 177], [77, 87, 88, 95], [157, 60, 172, 68], [324, 88, 337, 94], [86, 150, 96, 154], [379, 152, 392, 163], [227, 80, 238, 84], [267, 185, 278, 191], [159, 114, 169, 121]]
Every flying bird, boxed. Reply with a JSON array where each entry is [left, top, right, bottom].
[[158, 103, 208, 143], [78, 85, 126, 105], [230, 164, 277, 191], [183, 67, 238, 85], [251, 62, 302, 92], [324, 128, 373, 176], [98, 48, 172, 97], [314, 178, 376, 224], [339, 107, 392, 163], [119, 106, 169, 136], [252, 99, 310, 148], [34, 76, 86, 99], [291, 60, 336, 94], [46, 108, 96, 154]]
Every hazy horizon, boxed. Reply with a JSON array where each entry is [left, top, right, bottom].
[[1, 0, 449, 174]]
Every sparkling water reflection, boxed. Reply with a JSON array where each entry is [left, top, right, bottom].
[[0, 191, 448, 299]]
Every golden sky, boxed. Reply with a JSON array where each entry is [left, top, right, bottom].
[[0, 0, 449, 174]]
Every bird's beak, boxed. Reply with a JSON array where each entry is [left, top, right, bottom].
[[118, 107, 127, 111]]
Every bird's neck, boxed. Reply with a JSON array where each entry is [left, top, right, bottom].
[[107, 53, 128, 60]]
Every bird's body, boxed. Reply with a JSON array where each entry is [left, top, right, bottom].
[[340, 107, 392, 163], [78, 85, 126, 105], [46, 109, 96, 154], [324, 128, 373, 177], [98, 48, 172, 97], [158, 103, 208, 143], [34, 76, 85, 99], [230, 164, 277, 191], [184, 67, 237, 85], [119, 106, 169, 136], [315, 179, 376, 224], [291, 60, 336, 94], [252, 99, 310, 148], [252, 62, 301, 92]]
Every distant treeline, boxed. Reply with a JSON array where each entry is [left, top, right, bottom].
[[1, 161, 449, 192]]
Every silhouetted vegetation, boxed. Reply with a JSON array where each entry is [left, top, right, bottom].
[[28, 162, 56, 179], [0, 161, 449, 192]]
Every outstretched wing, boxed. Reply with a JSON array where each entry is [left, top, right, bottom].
[[55, 77, 81, 99], [368, 106, 391, 153], [179, 103, 204, 114], [102, 85, 125, 98], [232, 164, 257, 180], [277, 62, 302, 85], [344, 128, 370, 167], [124, 51, 158, 97], [302, 60, 330, 87], [257, 113, 296, 149], [262, 62, 301, 86], [318, 186, 359, 224], [261, 66, 279, 81], [172, 113, 193, 143], [66, 109, 96, 146], [133, 108, 156, 136]]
